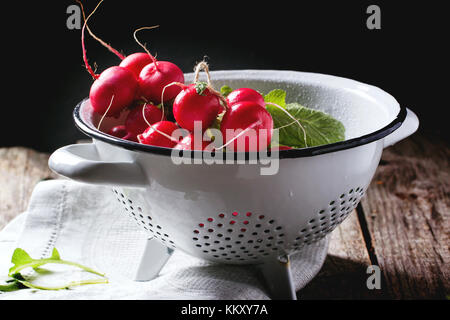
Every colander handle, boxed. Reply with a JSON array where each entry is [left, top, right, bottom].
[[383, 108, 419, 148], [48, 143, 147, 187]]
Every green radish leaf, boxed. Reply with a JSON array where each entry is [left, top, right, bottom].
[[267, 102, 345, 148], [264, 89, 287, 108], [2, 247, 108, 291], [220, 85, 233, 97], [194, 82, 209, 96]]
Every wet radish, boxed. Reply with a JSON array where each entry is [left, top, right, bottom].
[[137, 121, 179, 148], [119, 52, 153, 78], [131, 27, 184, 103], [80, 3, 137, 117], [125, 102, 164, 139], [107, 125, 128, 139], [226, 88, 265, 108], [220, 101, 273, 152], [172, 83, 223, 132], [89, 66, 138, 117], [139, 61, 184, 103], [174, 133, 214, 151]]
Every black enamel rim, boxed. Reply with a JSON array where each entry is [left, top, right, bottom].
[[73, 99, 407, 159]]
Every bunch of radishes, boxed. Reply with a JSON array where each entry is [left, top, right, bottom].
[[80, 1, 280, 152]]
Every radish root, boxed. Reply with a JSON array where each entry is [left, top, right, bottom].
[[214, 120, 262, 151], [133, 26, 160, 71], [140, 102, 180, 143], [160, 81, 186, 121], [77, 0, 125, 60], [97, 95, 115, 131]]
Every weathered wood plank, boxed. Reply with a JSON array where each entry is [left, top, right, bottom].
[[0, 147, 57, 230], [360, 134, 450, 299], [299, 210, 381, 299]]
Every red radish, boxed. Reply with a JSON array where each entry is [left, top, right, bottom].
[[131, 27, 185, 103], [125, 102, 164, 139], [119, 52, 153, 78], [79, 2, 138, 117], [89, 66, 138, 117], [226, 88, 265, 108], [107, 125, 128, 139], [174, 133, 213, 151], [173, 83, 223, 132], [137, 121, 179, 148], [220, 101, 273, 152], [138, 61, 184, 103]]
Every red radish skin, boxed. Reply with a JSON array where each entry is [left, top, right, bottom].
[[226, 88, 265, 108], [173, 84, 223, 132], [137, 121, 179, 148], [125, 102, 164, 138], [174, 133, 213, 151], [90, 66, 138, 117], [107, 125, 128, 139], [220, 101, 274, 152], [119, 52, 153, 78], [139, 61, 184, 103]]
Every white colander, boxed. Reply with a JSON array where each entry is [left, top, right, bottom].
[[49, 70, 419, 299]]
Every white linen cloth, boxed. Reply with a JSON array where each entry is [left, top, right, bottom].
[[0, 180, 328, 300]]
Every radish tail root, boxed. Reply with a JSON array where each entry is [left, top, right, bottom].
[[214, 120, 262, 151], [141, 103, 180, 143], [77, 0, 125, 60], [160, 81, 186, 121], [97, 95, 115, 131], [133, 26, 160, 71]]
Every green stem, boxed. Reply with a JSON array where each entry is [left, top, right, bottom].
[[17, 278, 109, 291], [9, 259, 106, 278]]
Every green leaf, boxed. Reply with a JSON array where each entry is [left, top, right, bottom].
[[194, 81, 208, 96], [220, 85, 233, 97], [264, 89, 287, 108], [11, 248, 32, 266], [50, 248, 61, 260], [3, 248, 108, 291], [267, 102, 345, 148]]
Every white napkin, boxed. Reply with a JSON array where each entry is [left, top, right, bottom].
[[0, 180, 328, 300]]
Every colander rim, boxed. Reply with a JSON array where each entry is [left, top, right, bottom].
[[73, 71, 407, 159]]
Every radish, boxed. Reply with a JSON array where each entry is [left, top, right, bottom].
[[226, 88, 265, 108], [130, 27, 184, 103], [89, 66, 138, 117], [119, 52, 153, 78], [137, 121, 180, 148], [107, 125, 128, 139], [80, 2, 137, 117], [174, 133, 213, 151], [172, 83, 223, 132], [125, 102, 164, 139], [171, 61, 225, 132], [220, 101, 273, 152]]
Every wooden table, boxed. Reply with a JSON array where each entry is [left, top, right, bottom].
[[0, 132, 448, 299]]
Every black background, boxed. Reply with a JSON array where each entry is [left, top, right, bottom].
[[0, 1, 447, 152]]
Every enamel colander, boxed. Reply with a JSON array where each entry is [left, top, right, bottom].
[[49, 70, 419, 299]]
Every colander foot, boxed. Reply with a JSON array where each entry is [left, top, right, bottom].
[[134, 237, 174, 281], [259, 255, 297, 300]]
